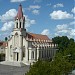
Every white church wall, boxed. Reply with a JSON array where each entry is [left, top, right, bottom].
[[7, 37, 12, 61], [5, 4, 58, 65], [12, 30, 21, 35], [23, 37, 28, 62], [28, 47, 36, 64]]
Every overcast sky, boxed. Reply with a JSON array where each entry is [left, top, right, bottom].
[[0, 0, 75, 40]]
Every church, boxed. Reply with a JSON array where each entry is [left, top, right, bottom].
[[5, 4, 57, 65]]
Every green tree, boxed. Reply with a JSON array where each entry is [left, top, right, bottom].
[[26, 36, 75, 75], [52, 36, 69, 50], [5, 37, 8, 41], [26, 54, 73, 75], [52, 53, 73, 75], [26, 60, 50, 75]]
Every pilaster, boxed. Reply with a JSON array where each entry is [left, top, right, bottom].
[[37, 47, 39, 60]]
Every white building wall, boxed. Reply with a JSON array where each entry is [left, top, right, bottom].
[[23, 37, 28, 62], [37, 47, 39, 60], [0, 46, 5, 54], [7, 38, 12, 61]]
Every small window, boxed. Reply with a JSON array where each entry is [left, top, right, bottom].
[[15, 32, 18, 35], [23, 46, 25, 57], [20, 22, 21, 28], [23, 24, 24, 28], [1, 48, 3, 49], [31, 51, 34, 59], [10, 45, 12, 49], [16, 22, 18, 28]]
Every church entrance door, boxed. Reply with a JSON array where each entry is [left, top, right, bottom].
[[17, 53, 18, 61], [13, 52, 19, 61]]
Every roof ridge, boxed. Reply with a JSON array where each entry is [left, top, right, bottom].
[[27, 32, 51, 40], [27, 32, 48, 36]]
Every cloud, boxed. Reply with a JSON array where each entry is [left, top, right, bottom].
[[71, 7, 75, 14], [0, 15, 36, 31], [56, 24, 68, 31], [32, 9, 39, 15], [1, 21, 14, 31], [25, 15, 36, 28], [0, 7, 36, 40], [41, 29, 50, 36], [70, 29, 75, 36], [10, 0, 26, 2], [33, 0, 42, 3], [50, 10, 73, 20], [70, 21, 75, 25], [28, 5, 41, 10], [53, 3, 64, 8], [0, 8, 36, 32], [55, 23, 75, 39], [0, 9, 17, 32], [0, 9, 17, 22], [47, 3, 51, 6], [27, 5, 41, 15], [0, 9, 17, 33], [56, 24, 69, 33]]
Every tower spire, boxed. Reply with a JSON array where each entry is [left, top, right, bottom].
[[15, 4, 24, 20], [14, 4, 25, 29]]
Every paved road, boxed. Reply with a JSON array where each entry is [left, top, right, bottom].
[[0, 64, 29, 75]]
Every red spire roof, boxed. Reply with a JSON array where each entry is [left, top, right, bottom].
[[15, 4, 25, 20]]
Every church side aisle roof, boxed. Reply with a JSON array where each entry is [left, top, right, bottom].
[[27, 32, 52, 42]]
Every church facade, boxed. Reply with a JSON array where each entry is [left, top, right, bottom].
[[5, 5, 57, 65]]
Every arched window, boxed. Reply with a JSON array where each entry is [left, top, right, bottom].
[[23, 22, 24, 28], [15, 33, 18, 47], [15, 32, 18, 35], [23, 46, 25, 57], [20, 22, 21, 28], [31, 51, 34, 59], [10, 45, 12, 49], [16, 22, 18, 28], [10, 45, 12, 56]]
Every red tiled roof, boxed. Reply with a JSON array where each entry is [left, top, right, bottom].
[[15, 4, 25, 20], [27, 33, 51, 41], [0, 41, 8, 47], [0, 42, 3, 46], [3, 42, 8, 47]]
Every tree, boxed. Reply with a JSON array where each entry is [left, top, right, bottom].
[[0, 53, 5, 61], [52, 53, 73, 75], [67, 40, 75, 68], [26, 56, 73, 75], [26, 60, 51, 75], [5, 37, 8, 41], [52, 36, 69, 50], [26, 36, 75, 75]]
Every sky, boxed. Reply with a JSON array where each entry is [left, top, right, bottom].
[[0, 0, 75, 40]]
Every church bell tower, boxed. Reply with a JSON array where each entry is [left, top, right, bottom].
[[10, 4, 26, 61], [12, 4, 26, 36], [14, 4, 25, 30]]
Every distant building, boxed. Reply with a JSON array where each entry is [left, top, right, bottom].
[[0, 41, 6, 61], [0, 41, 6, 54], [5, 4, 57, 65]]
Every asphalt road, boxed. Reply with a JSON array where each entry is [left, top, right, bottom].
[[0, 64, 29, 75]]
